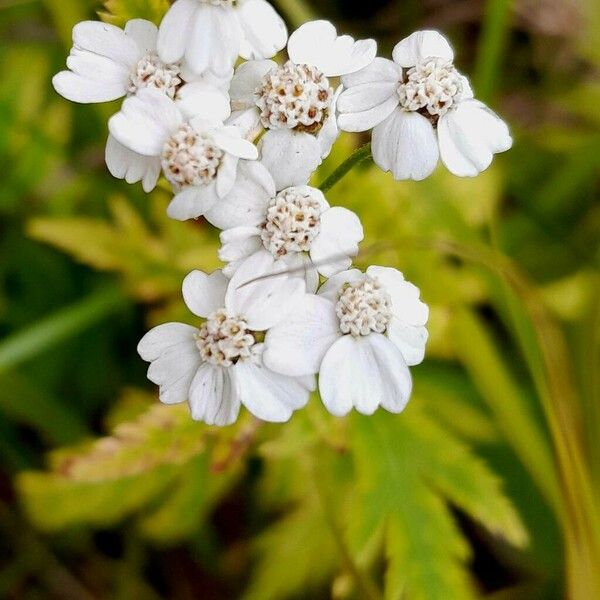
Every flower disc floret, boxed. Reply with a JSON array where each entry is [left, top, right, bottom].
[[398, 57, 464, 121], [195, 309, 256, 367], [161, 124, 224, 188], [128, 53, 182, 99], [255, 61, 333, 134], [336, 276, 393, 337], [260, 188, 322, 258]]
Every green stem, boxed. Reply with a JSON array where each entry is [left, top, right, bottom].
[[319, 143, 372, 193], [275, 0, 318, 28], [473, 0, 514, 102], [0, 284, 128, 375]]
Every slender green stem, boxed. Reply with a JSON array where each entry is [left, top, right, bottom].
[[0, 284, 128, 375], [275, 0, 318, 28], [319, 143, 372, 193], [474, 0, 514, 102]]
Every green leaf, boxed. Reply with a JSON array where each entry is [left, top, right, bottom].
[[99, 0, 171, 26], [243, 498, 339, 600], [451, 308, 560, 513], [17, 396, 244, 536], [28, 195, 220, 304], [349, 408, 528, 600]]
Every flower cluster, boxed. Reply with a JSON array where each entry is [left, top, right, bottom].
[[54, 3, 512, 425]]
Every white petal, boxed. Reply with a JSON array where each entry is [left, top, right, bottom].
[[204, 159, 275, 229], [185, 5, 242, 77], [438, 99, 512, 177], [225, 250, 305, 331], [301, 254, 320, 294], [53, 22, 138, 104], [337, 61, 401, 132], [287, 20, 377, 77], [263, 294, 339, 377], [319, 334, 412, 416], [259, 130, 321, 190], [392, 30, 454, 67], [180, 63, 234, 91], [211, 125, 259, 160], [167, 183, 220, 221], [145, 338, 201, 405], [72, 21, 141, 66], [53, 68, 128, 104], [230, 59, 276, 109], [226, 108, 263, 140], [387, 319, 429, 367], [372, 109, 439, 181], [231, 352, 309, 422], [317, 269, 363, 301], [215, 153, 239, 199], [316, 86, 342, 159], [105, 135, 161, 192], [109, 88, 182, 156], [157, 0, 197, 64], [338, 80, 396, 114], [124, 19, 158, 54], [182, 269, 228, 318], [189, 364, 240, 425], [219, 226, 263, 266], [176, 82, 231, 121], [338, 94, 400, 133], [310, 207, 364, 277], [366, 266, 429, 326], [237, 0, 288, 60], [137, 322, 198, 362], [341, 56, 402, 88]]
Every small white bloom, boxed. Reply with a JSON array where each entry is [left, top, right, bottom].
[[228, 20, 377, 189], [53, 20, 181, 104], [218, 184, 363, 291], [157, 0, 288, 78], [108, 88, 258, 218], [263, 266, 429, 416], [337, 30, 512, 180], [138, 253, 313, 425], [53, 19, 236, 192]]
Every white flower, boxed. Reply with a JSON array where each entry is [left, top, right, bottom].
[[157, 0, 288, 78], [218, 184, 363, 292], [263, 266, 429, 416], [228, 20, 377, 189], [108, 88, 258, 216], [337, 30, 512, 180], [53, 19, 181, 104], [53, 19, 236, 193], [138, 252, 313, 425]]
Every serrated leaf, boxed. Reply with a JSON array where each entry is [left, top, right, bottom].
[[17, 392, 245, 537], [243, 498, 339, 600], [99, 0, 171, 27], [349, 408, 528, 600]]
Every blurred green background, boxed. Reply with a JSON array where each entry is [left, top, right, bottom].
[[0, 0, 599, 598]]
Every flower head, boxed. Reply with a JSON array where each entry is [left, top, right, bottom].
[[337, 30, 512, 180], [108, 88, 258, 221], [157, 0, 288, 78], [138, 253, 312, 425], [263, 266, 429, 416], [228, 20, 377, 189], [217, 172, 363, 290]]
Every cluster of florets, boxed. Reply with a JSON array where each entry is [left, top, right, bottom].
[[53, 2, 512, 425]]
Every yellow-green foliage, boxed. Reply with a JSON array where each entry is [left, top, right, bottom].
[[99, 0, 170, 26]]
